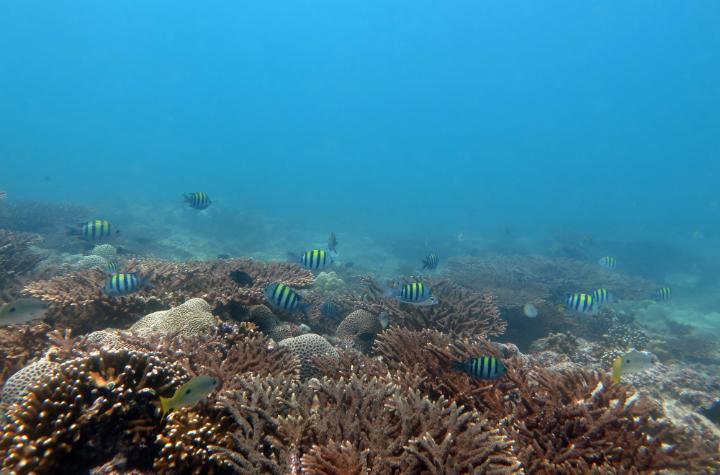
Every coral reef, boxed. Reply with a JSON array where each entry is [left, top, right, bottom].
[[0, 352, 59, 406], [335, 309, 383, 353], [313, 271, 346, 295], [0, 349, 189, 474], [445, 254, 656, 308], [279, 333, 339, 379], [91, 244, 118, 261], [23, 258, 314, 334], [357, 277, 506, 338], [0, 229, 45, 297], [0, 322, 54, 388], [130, 297, 219, 337], [73, 254, 109, 271]]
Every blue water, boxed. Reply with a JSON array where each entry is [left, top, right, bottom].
[[2, 2, 720, 267]]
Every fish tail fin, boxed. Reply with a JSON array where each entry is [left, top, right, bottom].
[[66, 225, 81, 237], [160, 396, 172, 419], [141, 270, 156, 289], [182, 193, 191, 203], [612, 356, 623, 384]]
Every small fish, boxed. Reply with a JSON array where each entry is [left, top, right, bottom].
[[160, 375, 219, 418], [105, 260, 120, 275], [598, 256, 617, 270], [612, 349, 654, 384], [0, 298, 48, 326], [522, 303, 538, 318], [387, 282, 439, 306], [421, 253, 440, 270], [68, 220, 119, 242], [592, 288, 613, 307], [0, 191, 6, 200], [378, 310, 389, 329], [656, 287, 672, 302], [565, 293, 597, 315], [104, 272, 154, 296], [300, 249, 333, 270], [454, 356, 507, 379], [184, 192, 212, 210], [328, 232, 338, 253], [321, 300, 345, 320], [264, 283, 305, 312]]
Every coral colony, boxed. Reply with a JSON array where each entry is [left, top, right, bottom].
[[0, 216, 718, 474]]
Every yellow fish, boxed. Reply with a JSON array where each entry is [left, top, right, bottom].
[[160, 375, 219, 418], [612, 349, 653, 384]]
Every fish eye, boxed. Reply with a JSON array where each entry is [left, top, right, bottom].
[[185, 389, 192, 394], [9, 307, 16, 312], [626, 359, 631, 363]]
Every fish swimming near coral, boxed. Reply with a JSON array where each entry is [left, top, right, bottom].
[[104, 271, 155, 296], [565, 293, 598, 315], [612, 349, 654, 384], [300, 249, 333, 270], [378, 310, 390, 329], [321, 300, 345, 320], [421, 253, 439, 270], [386, 282, 439, 306], [592, 288, 614, 307], [598, 255, 617, 269], [0, 298, 48, 326], [105, 260, 121, 275], [265, 283, 306, 312], [67, 220, 119, 242], [328, 232, 338, 253], [522, 303, 538, 318], [183, 191, 212, 210], [160, 375, 219, 419], [655, 286, 672, 302], [454, 356, 507, 379]]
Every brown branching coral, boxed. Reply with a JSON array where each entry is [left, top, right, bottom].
[[0, 322, 54, 387], [23, 258, 314, 334], [0, 229, 44, 296], [445, 254, 656, 308], [357, 277, 506, 338], [0, 349, 189, 474], [198, 374, 520, 474]]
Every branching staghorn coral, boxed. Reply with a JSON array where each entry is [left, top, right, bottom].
[[0, 322, 54, 388], [356, 277, 506, 338], [0, 349, 189, 474], [23, 258, 314, 333], [0, 229, 44, 296]]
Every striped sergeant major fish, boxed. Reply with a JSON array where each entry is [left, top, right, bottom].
[[300, 249, 333, 270], [592, 288, 613, 307], [264, 283, 307, 313], [454, 355, 507, 379], [386, 281, 439, 306], [565, 293, 597, 315], [104, 272, 154, 296], [68, 220, 119, 242], [655, 287, 672, 302], [105, 260, 121, 275], [598, 256, 617, 270], [184, 192, 212, 210], [421, 253, 439, 270]]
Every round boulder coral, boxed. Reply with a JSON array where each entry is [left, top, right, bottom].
[[130, 297, 218, 337], [279, 333, 339, 379], [73, 254, 108, 271], [1, 356, 59, 406], [336, 309, 383, 353], [91, 244, 117, 261], [246, 304, 279, 333]]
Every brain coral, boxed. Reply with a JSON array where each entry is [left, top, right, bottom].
[[0, 356, 59, 406], [336, 309, 383, 353], [73, 254, 108, 271], [91, 244, 117, 261], [130, 297, 218, 337], [279, 333, 339, 379]]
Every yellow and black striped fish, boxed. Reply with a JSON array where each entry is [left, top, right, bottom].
[[592, 288, 613, 307], [264, 283, 304, 312], [390, 282, 438, 306], [565, 293, 597, 314], [104, 272, 154, 296], [184, 192, 212, 210], [454, 356, 507, 379], [300, 249, 333, 270], [421, 253, 440, 270], [68, 220, 118, 242], [105, 260, 120, 275], [598, 256, 617, 269], [656, 287, 672, 302]]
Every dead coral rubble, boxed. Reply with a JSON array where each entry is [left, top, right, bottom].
[[23, 258, 314, 334]]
